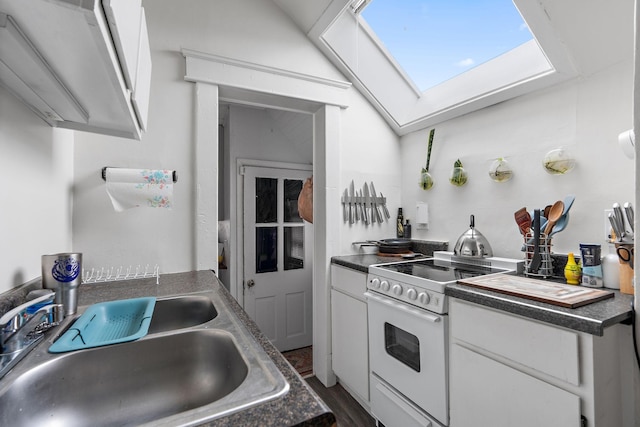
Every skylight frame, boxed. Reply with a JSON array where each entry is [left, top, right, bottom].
[[307, 0, 579, 135]]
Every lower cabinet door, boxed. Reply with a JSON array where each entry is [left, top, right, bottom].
[[450, 344, 581, 427], [331, 289, 369, 401]]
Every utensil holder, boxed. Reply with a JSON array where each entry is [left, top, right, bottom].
[[524, 233, 553, 278]]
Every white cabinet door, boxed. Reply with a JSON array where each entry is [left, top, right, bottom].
[[331, 288, 369, 401], [131, 7, 151, 131], [101, 0, 142, 90], [450, 344, 581, 427]]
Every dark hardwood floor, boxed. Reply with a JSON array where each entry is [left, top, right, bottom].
[[305, 376, 377, 426]]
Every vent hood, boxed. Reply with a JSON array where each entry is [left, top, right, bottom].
[[0, 0, 151, 140]]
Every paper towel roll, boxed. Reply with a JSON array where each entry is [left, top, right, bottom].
[[104, 168, 174, 212]]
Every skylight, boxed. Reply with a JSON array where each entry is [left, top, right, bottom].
[[361, 0, 534, 91]]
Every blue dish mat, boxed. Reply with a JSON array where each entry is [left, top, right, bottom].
[[49, 297, 156, 353]]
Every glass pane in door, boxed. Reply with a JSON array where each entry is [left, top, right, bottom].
[[256, 227, 277, 273], [284, 226, 304, 270], [284, 179, 303, 223], [256, 178, 277, 223]]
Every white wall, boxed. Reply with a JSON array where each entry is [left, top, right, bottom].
[[401, 60, 634, 260], [339, 88, 402, 252], [228, 106, 313, 166], [0, 86, 74, 294], [71, 0, 398, 275]]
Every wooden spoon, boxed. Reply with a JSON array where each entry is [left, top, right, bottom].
[[543, 200, 564, 236]]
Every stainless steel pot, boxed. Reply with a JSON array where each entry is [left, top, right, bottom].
[[453, 215, 493, 258]]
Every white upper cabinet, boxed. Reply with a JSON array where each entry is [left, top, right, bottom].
[[0, 0, 152, 140]]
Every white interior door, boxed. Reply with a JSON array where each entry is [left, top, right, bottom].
[[243, 165, 313, 352]]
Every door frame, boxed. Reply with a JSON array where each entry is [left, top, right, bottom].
[[184, 49, 348, 386]]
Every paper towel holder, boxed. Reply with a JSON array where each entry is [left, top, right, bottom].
[[101, 167, 178, 183]]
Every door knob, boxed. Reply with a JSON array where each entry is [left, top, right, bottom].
[[246, 279, 255, 288]]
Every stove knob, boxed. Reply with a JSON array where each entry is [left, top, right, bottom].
[[381, 281, 390, 292], [370, 278, 380, 289], [406, 288, 417, 300], [392, 284, 402, 296], [418, 292, 431, 305]]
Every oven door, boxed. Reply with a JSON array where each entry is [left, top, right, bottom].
[[366, 291, 448, 426]]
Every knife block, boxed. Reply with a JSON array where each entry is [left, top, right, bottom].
[[619, 263, 634, 294]]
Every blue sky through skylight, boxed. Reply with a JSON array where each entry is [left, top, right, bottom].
[[362, 0, 534, 91]]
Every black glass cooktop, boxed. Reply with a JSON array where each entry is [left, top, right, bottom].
[[376, 259, 508, 283]]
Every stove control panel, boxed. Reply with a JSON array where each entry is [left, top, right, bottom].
[[367, 275, 446, 314]]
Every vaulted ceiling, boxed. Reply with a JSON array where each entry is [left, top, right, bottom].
[[272, 0, 634, 134]]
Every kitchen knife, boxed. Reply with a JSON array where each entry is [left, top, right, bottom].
[[380, 192, 391, 219], [613, 203, 626, 239], [624, 202, 634, 232], [529, 209, 542, 274], [348, 181, 354, 224], [364, 183, 374, 223], [359, 189, 368, 225], [342, 189, 348, 222], [608, 212, 622, 241], [370, 182, 384, 223], [351, 180, 360, 222]]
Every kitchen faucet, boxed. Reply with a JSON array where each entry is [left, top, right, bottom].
[[0, 301, 64, 379]]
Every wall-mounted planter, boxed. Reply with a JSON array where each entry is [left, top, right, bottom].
[[543, 148, 575, 175], [489, 158, 513, 182]]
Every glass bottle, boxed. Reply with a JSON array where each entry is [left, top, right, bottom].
[[396, 208, 404, 238], [404, 219, 411, 238]]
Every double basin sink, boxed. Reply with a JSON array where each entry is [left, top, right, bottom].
[[0, 290, 289, 426]]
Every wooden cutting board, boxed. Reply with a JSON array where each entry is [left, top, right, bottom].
[[457, 274, 614, 308]]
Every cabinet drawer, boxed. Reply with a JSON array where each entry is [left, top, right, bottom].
[[450, 344, 581, 427], [331, 265, 367, 300], [450, 299, 580, 386]]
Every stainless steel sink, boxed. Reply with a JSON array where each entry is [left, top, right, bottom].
[[0, 290, 289, 426], [0, 330, 247, 426], [148, 295, 218, 333]]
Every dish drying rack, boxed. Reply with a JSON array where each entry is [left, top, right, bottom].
[[82, 264, 160, 285]]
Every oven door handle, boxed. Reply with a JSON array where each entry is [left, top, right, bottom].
[[365, 292, 442, 323]]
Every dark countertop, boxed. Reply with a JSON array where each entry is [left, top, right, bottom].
[[446, 282, 633, 336], [331, 254, 634, 337], [1, 271, 335, 427], [332, 240, 448, 273], [331, 254, 421, 273]]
